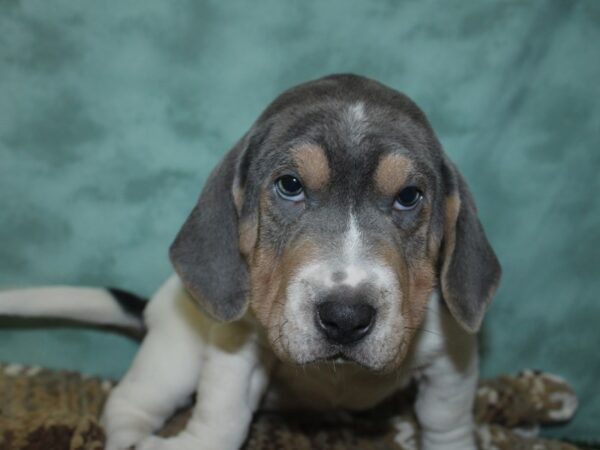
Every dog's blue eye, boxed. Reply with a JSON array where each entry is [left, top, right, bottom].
[[275, 175, 305, 201], [393, 186, 422, 210]]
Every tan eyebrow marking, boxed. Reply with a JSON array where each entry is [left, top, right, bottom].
[[292, 144, 330, 190], [374, 153, 414, 195]]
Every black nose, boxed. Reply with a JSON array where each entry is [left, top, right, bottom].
[[316, 301, 376, 345]]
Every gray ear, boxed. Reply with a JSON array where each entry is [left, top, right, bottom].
[[169, 145, 248, 322], [440, 160, 502, 333]]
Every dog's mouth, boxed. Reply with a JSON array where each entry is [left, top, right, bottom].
[[274, 337, 402, 372], [319, 349, 380, 371], [325, 353, 350, 363], [309, 336, 408, 373], [315, 354, 383, 372]]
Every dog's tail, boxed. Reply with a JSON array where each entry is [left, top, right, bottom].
[[0, 286, 146, 334]]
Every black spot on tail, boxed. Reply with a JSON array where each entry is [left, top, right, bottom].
[[107, 288, 147, 317]]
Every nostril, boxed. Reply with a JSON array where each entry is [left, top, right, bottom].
[[352, 323, 369, 332], [321, 318, 340, 330], [352, 303, 375, 329]]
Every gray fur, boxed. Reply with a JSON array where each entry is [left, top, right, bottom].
[[170, 142, 249, 321], [440, 160, 502, 333]]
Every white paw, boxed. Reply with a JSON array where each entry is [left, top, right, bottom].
[[391, 418, 418, 450], [102, 397, 160, 450]]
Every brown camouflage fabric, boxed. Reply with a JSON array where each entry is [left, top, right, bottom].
[[0, 363, 579, 450]]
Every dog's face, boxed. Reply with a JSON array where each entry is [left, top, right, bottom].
[[239, 97, 447, 371], [171, 75, 501, 372]]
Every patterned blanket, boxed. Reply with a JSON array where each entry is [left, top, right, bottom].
[[0, 363, 580, 450]]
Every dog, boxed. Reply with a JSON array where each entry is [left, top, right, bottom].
[[0, 74, 501, 450]]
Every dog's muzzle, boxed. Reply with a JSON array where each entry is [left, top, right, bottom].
[[281, 259, 402, 369]]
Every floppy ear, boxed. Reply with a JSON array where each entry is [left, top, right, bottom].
[[440, 159, 502, 333], [169, 143, 249, 322]]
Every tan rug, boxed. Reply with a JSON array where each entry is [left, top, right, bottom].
[[0, 363, 579, 450]]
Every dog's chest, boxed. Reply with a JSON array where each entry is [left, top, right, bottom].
[[263, 362, 411, 411]]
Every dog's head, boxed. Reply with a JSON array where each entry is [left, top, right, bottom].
[[170, 74, 501, 371]]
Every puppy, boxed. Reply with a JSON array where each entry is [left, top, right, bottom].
[[0, 74, 501, 450]]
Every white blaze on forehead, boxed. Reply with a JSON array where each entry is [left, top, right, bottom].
[[344, 102, 368, 144], [347, 102, 366, 123]]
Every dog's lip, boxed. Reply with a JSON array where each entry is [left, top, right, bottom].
[[298, 344, 389, 370], [321, 346, 396, 372], [322, 351, 372, 368]]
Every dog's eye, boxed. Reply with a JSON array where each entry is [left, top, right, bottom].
[[393, 186, 423, 210], [275, 175, 305, 201]]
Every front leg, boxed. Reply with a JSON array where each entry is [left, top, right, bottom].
[[137, 321, 272, 450], [415, 330, 479, 450], [103, 276, 208, 450]]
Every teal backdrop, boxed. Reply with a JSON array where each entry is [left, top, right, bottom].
[[0, 0, 598, 441]]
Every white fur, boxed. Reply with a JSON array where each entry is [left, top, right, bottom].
[[412, 292, 479, 450], [280, 213, 405, 370], [344, 102, 368, 144], [102, 275, 271, 450], [0, 286, 143, 330]]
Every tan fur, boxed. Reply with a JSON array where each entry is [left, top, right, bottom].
[[245, 194, 319, 359], [249, 239, 319, 360], [292, 144, 331, 190], [238, 218, 258, 258], [375, 238, 437, 368], [248, 245, 280, 327], [427, 223, 443, 261], [374, 153, 414, 196], [404, 261, 436, 331], [440, 192, 461, 287], [232, 184, 244, 214]]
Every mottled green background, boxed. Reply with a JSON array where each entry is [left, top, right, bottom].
[[0, 0, 598, 441]]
